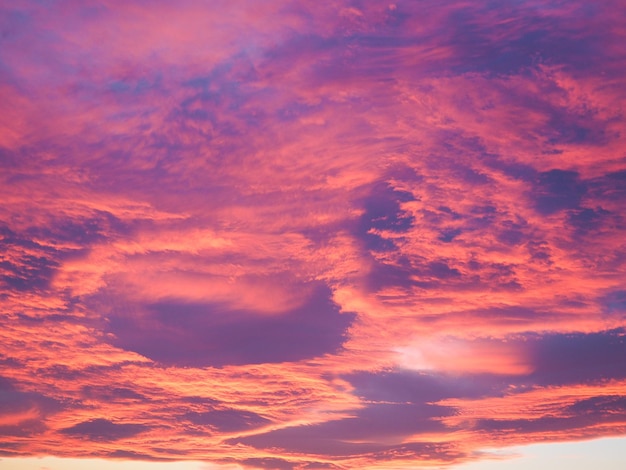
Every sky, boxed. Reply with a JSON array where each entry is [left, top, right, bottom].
[[1, 1, 625, 469]]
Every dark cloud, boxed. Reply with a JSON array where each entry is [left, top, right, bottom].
[[526, 328, 626, 385], [486, 158, 537, 182], [273, 0, 613, 81], [445, 305, 553, 327], [0, 254, 57, 291], [355, 180, 478, 294], [526, 240, 552, 264], [184, 409, 270, 432], [231, 401, 452, 456], [472, 416, 569, 435], [108, 450, 169, 461], [366, 261, 417, 291], [107, 75, 162, 98], [240, 457, 296, 470], [0, 211, 126, 294], [427, 261, 461, 279], [0, 377, 62, 437], [341, 352, 626, 443], [59, 418, 148, 441], [588, 169, 626, 202], [567, 207, 611, 233], [446, 3, 609, 76], [180, 396, 221, 406], [344, 330, 626, 424], [345, 370, 506, 404], [0, 355, 21, 368], [567, 395, 626, 415], [81, 386, 146, 402], [533, 169, 587, 215], [0, 225, 59, 292], [438, 227, 462, 243], [0, 418, 46, 438], [384, 163, 423, 183], [420, 207, 462, 229], [106, 283, 355, 367], [12, 312, 86, 327], [446, 161, 491, 186], [448, 11, 541, 74], [601, 290, 626, 317], [473, 400, 626, 436], [0, 441, 24, 457], [26, 211, 126, 246], [233, 427, 463, 462], [300, 462, 342, 469], [496, 219, 528, 246], [366, 255, 523, 295], [355, 182, 415, 252]]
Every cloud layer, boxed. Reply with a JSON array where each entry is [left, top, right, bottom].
[[1, 0, 625, 468]]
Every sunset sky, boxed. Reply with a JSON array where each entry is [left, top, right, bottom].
[[1, 1, 626, 469]]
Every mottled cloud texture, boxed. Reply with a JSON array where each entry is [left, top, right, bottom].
[[1, 0, 625, 468]]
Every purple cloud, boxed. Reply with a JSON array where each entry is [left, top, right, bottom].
[[59, 418, 149, 441], [0, 377, 62, 438], [526, 328, 626, 386], [231, 400, 454, 457], [105, 283, 355, 367], [184, 409, 270, 433], [533, 169, 587, 215]]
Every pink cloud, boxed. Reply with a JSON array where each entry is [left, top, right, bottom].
[[1, 0, 625, 468]]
